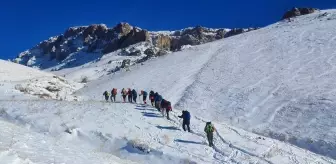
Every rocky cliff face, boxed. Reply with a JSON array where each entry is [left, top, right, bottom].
[[14, 23, 257, 69]]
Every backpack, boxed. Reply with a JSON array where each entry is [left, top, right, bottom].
[[161, 99, 166, 106], [167, 101, 172, 111], [185, 111, 191, 120], [158, 95, 163, 101], [112, 88, 117, 95], [122, 89, 127, 96], [132, 89, 137, 95], [205, 123, 214, 133]]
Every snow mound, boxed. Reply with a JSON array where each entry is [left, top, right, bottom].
[[0, 60, 82, 100]]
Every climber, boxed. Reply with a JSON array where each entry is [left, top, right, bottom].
[[178, 110, 191, 132], [132, 89, 137, 103], [149, 90, 155, 106], [154, 93, 163, 111], [161, 99, 172, 120], [103, 91, 110, 102], [139, 90, 148, 104], [111, 88, 117, 102], [204, 122, 216, 147], [121, 88, 127, 102], [128, 88, 132, 103]]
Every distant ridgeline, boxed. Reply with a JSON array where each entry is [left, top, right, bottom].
[[13, 7, 318, 70]]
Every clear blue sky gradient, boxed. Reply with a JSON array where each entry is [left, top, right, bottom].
[[0, 0, 335, 59]]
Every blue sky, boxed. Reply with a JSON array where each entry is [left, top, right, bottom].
[[0, 0, 335, 60]]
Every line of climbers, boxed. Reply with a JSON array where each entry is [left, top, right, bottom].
[[103, 89, 216, 147]]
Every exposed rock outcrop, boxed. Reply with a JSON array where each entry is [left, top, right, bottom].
[[152, 35, 171, 50], [144, 48, 156, 57], [282, 7, 318, 20], [114, 22, 133, 37], [103, 28, 150, 54]]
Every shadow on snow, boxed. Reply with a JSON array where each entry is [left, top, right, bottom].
[[156, 125, 180, 131], [142, 112, 162, 118], [174, 139, 204, 145]]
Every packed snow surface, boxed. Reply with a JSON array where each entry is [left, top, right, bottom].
[[0, 100, 334, 164], [74, 10, 336, 159]]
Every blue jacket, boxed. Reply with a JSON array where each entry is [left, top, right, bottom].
[[143, 91, 148, 97], [155, 95, 163, 101], [178, 111, 191, 121]]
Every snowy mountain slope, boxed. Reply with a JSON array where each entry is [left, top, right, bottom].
[[74, 41, 218, 103], [175, 9, 336, 159], [73, 9, 336, 159], [0, 60, 82, 100], [0, 60, 51, 81], [0, 100, 334, 164]]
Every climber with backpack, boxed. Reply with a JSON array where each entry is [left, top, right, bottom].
[[121, 88, 127, 102], [154, 93, 163, 111], [166, 101, 172, 120], [178, 110, 191, 132], [128, 88, 132, 103], [149, 91, 155, 106], [111, 88, 117, 102], [132, 89, 137, 103], [204, 122, 216, 147], [139, 90, 148, 104], [160, 99, 167, 118], [161, 99, 172, 120], [103, 91, 110, 102]]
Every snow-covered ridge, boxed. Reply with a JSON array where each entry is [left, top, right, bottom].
[[13, 22, 256, 73]]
